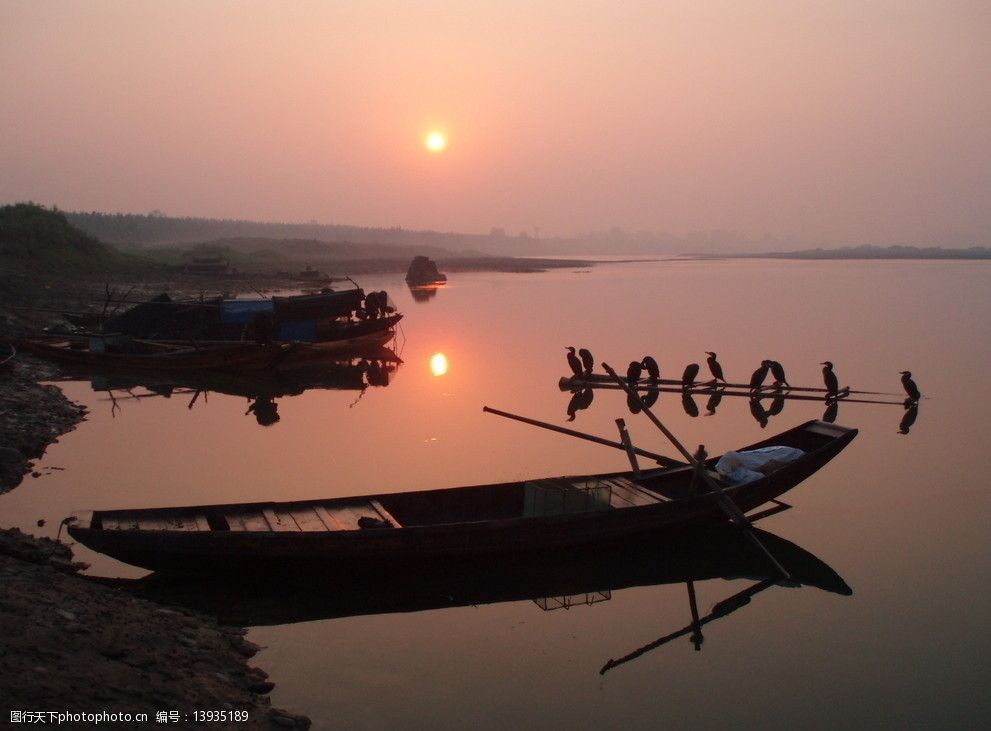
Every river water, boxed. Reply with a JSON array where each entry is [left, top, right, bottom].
[[2, 258, 989, 729]]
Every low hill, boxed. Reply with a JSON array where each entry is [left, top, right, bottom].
[[0, 203, 140, 272]]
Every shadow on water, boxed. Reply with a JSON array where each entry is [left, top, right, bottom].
[[54, 348, 402, 425], [407, 283, 445, 303], [97, 525, 850, 674]]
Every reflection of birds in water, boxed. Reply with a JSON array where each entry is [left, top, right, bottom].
[[566, 388, 594, 422], [682, 363, 700, 387], [704, 390, 723, 416], [898, 403, 918, 434], [705, 352, 725, 382], [578, 348, 594, 376], [247, 397, 280, 426], [766, 392, 786, 417], [627, 360, 643, 383], [749, 361, 771, 392], [748, 397, 769, 428], [641, 388, 659, 408], [821, 362, 839, 395], [768, 360, 790, 387], [626, 390, 642, 414], [681, 392, 699, 418], [566, 347, 583, 377], [822, 399, 839, 423], [899, 371, 921, 402], [641, 356, 660, 382]]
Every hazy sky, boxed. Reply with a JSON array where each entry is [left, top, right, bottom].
[[2, 1, 988, 245]]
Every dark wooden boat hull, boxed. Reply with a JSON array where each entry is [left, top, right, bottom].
[[68, 421, 857, 573]]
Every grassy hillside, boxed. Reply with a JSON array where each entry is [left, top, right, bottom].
[[0, 203, 144, 273]]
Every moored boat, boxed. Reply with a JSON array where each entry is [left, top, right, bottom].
[[67, 419, 856, 573]]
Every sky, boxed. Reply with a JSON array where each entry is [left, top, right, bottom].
[[1, 1, 989, 246]]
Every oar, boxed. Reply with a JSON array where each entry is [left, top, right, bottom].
[[482, 406, 684, 467], [602, 362, 790, 580]]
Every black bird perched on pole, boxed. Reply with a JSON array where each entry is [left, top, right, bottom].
[[768, 360, 790, 387], [705, 352, 725, 382], [899, 371, 921, 402], [749, 361, 771, 392], [682, 363, 700, 388], [578, 348, 594, 376], [626, 360, 643, 383], [641, 355, 660, 382], [821, 362, 839, 396], [566, 347, 583, 377]]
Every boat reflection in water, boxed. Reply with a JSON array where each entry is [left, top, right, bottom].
[[62, 347, 402, 425], [105, 525, 850, 670], [407, 282, 445, 303]]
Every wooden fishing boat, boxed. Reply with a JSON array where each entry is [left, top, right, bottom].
[[67, 419, 856, 573], [17, 336, 292, 372]]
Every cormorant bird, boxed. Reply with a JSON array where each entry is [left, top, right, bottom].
[[566, 347, 583, 377], [821, 362, 839, 395], [682, 363, 700, 387], [705, 352, 725, 382], [578, 348, 594, 376], [641, 356, 660, 382], [626, 390, 642, 415], [899, 371, 921, 402], [768, 360, 790, 387], [627, 360, 643, 383], [749, 361, 771, 391]]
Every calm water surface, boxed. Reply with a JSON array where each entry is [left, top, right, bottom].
[[2, 259, 989, 729]]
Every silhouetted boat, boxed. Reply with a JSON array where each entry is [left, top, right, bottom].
[[98, 525, 851, 627], [18, 336, 291, 372], [67, 420, 856, 573]]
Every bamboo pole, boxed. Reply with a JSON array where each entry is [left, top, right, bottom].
[[560, 379, 903, 406], [560, 374, 897, 397]]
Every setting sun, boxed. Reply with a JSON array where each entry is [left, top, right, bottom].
[[430, 352, 449, 376], [425, 132, 447, 152]]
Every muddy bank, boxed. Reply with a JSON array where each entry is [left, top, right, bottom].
[[0, 529, 310, 728]]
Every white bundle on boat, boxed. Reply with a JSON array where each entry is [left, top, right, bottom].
[[715, 446, 806, 484]]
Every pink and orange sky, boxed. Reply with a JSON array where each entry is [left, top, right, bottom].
[[1, 1, 988, 245]]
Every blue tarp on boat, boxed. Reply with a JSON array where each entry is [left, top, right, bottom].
[[277, 320, 319, 342], [220, 300, 274, 325]]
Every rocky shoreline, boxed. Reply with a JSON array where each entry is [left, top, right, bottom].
[[0, 276, 311, 728]]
